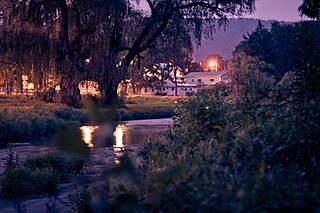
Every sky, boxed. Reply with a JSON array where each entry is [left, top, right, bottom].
[[246, 0, 307, 21], [139, 0, 308, 22]]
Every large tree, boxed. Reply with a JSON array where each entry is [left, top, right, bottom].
[[104, 0, 256, 105], [1, 0, 256, 107]]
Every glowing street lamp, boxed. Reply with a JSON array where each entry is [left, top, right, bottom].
[[85, 58, 91, 65], [208, 59, 218, 72], [209, 61, 215, 68]]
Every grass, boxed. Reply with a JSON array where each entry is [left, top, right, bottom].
[[123, 95, 179, 112], [0, 150, 84, 197], [69, 87, 320, 212], [118, 95, 182, 121], [0, 94, 180, 143]]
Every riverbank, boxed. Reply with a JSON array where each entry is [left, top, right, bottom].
[[0, 118, 172, 211], [0, 95, 178, 144], [0, 143, 142, 212]]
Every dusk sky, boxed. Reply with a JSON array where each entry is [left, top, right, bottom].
[[140, 0, 307, 22], [246, 0, 307, 21]]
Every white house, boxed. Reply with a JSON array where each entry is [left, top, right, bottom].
[[141, 71, 230, 96], [141, 80, 198, 96], [185, 71, 229, 86], [162, 80, 198, 96]]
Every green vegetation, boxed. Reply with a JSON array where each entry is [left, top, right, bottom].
[[76, 85, 319, 212], [0, 95, 177, 143], [0, 97, 89, 143], [118, 96, 178, 121], [0, 150, 84, 197], [68, 21, 320, 212]]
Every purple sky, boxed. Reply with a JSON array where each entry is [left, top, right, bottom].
[[139, 0, 307, 21], [246, 0, 307, 21]]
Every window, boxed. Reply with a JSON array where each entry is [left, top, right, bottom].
[[210, 79, 214, 82], [163, 88, 165, 91], [190, 88, 192, 91], [192, 79, 194, 82], [172, 88, 174, 91], [198, 79, 202, 83]]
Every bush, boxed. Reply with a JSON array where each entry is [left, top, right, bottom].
[[110, 86, 320, 212], [0, 152, 84, 197], [1, 166, 57, 197], [24, 152, 84, 181], [0, 107, 89, 141], [53, 107, 89, 123]]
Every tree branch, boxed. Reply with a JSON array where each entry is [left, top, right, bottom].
[[146, 0, 155, 14], [174, 1, 218, 11]]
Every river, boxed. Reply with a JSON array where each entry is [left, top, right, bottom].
[[0, 118, 172, 212]]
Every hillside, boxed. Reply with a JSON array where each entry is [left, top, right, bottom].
[[193, 18, 275, 61]]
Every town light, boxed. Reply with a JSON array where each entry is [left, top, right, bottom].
[[208, 59, 218, 72], [209, 61, 215, 68], [85, 58, 91, 64]]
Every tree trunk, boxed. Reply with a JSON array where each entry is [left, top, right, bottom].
[[100, 79, 120, 106], [60, 61, 82, 108]]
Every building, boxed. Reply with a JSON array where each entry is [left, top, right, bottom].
[[142, 80, 198, 96], [185, 71, 229, 86]]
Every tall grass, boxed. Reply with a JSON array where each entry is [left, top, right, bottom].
[[0, 151, 84, 197], [70, 87, 320, 212], [0, 107, 89, 142]]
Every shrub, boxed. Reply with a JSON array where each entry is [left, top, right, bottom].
[[53, 107, 89, 123], [0, 152, 84, 197], [1, 166, 57, 197], [0, 107, 89, 141], [114, 86, 320, 212]]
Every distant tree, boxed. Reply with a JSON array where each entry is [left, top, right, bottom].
[[269, 22, 295, 80], [235, 21, 271, 62], [229, 51, 276, 104], [299, 0, 320, 20], [290, 22, 320, 102], [233, 21, 319, 81]]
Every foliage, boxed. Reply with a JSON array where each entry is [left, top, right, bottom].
[[0, 103, 88, 141], [233, 21, 320, 81], [133, 86, 320, 212], [290, 22, 320, 103], [0, 0, 256, 107], [299, 0, 320, 20], [1, 151, 84, 197], [229, 51, 276, 104], [72, 22, 320, 210]]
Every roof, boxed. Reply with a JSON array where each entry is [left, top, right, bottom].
[[186, 71, 229, 77], [163, 80, 197, 88]]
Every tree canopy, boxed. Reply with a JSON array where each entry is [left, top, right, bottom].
[[299, 0, 320, 20], [0, 0, 256, 107]]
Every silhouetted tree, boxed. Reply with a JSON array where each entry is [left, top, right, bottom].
[[299, 0, 320, 20]]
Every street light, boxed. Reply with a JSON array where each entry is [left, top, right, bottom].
[[208, 59, 218, 72], [85, 58, 91, 65]]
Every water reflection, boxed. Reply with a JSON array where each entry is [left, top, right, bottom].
[[79, 119, 172, 164], [80, 126, 99, 148], [113, 124, 126, 164]]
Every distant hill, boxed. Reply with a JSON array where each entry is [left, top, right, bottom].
[[193, 18, 276, 61]]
